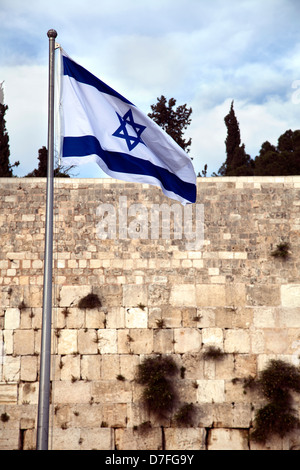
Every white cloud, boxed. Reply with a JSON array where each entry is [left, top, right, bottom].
[[1, 0, 300, 178], [2, 65, 48, 175]]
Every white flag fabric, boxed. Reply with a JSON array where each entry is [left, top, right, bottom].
[[59, 49, 197, 205]]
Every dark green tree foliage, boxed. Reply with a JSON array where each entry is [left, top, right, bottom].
[[249, 359, 300, 443], [148, 95, 192, 153], [254, 129, 300, 176], [0, 102, 19, 177], [25, 146, 72, 177], [219, 100, 254, 176], [26, 146, 48, 177], [136, 355, 178, 419]]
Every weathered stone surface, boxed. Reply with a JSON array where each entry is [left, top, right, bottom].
[[196, 284, 226, 307], [196, 380, 225, 403], [281, 285, 300, 308], [208, 428, 249, 450], [169, 284, 196, 307], [174, 328, 201, 354], [164, 427, 206, 450], [0, 384, 18, 404], [115, 427, 162, 450]]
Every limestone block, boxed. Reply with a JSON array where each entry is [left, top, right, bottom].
[[181, 353, 204, 380], [91, 380, 132, 404], [153, 329, 174, 354], [4, 308, 20, 329], [0, 383, 18, 404], [175, 379, 197, 403], [279, 308, 300, 327], [232, 354, 257, 378], [20, 417, 35, 430], [57, 329, 78, 355], [98, 329, 117, 354], [281, 284, 300, 307], [101, 403, 128, 428], [13, 330, 35, 355], [208, 428, 249, 450], [118, 329, 153, 354], [79, 427, 114, 450], [212, 403, 252, 428], [119, 354, 140, 381], [196, 380, 225, 403], [224, 329, 250, 353], [148, 284, 170, 306], [85, 309, 106, 329], [192, 308, 215, 328], [264, 329, 289, 354], [125, 307, 148, 328], [78, 329, 98, 354], [164, 427, 206, 450], [81, 354, 101, 381], [115, 427, 162, 450], [253, 307, 277, 328], [65, 307, 85, 329], [246, 285, 280, 306], [23, 286, 43, 308], [54, 381, 92, 404], [19, 382, 39, 405], [173, 307, 195, 328], [123, 284, 147, 307], [0, 428, 20, 450], [101, 354, 120, 380], [60, 355, 81, 381], [105, 307, 125, 329], [19, 308, 34, 329], [196, 284, 226, 307], [51, 427, 81, 450], [214, 354, 235, 380], [0, 287, 14, 308], [3, 330, 13, 355], [59, 285, 91, 307], [96, 284, 123, 307], [202, 327, 223, 347], [31, 308, 42, 330], [225, 283, 246, 306], [250, 329, 265, 354], [174, 328, 201, 354], [169, 284, 196, 307], [23, 429, 36, 450], [3, 356, 20, 382]]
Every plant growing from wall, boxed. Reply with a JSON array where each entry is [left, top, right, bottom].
[[271, 242, 290, 259], [78, 292, 102, 309], [174, 403, 195, 427], [136, 355, 178, 419], [1, 412, 10, 423], [202, 346, 225, 361], [247, 359, 300, 443]]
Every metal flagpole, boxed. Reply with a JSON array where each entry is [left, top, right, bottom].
[[36, 29, 57, 451]]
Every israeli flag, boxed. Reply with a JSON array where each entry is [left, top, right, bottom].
[[59, 50, 197, 205]]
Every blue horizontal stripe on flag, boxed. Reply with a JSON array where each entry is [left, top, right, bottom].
[[62, 55, 133, 106], [63, 135, 197, 203]]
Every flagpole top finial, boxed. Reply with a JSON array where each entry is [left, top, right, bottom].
[[47, 29, 57, 39]]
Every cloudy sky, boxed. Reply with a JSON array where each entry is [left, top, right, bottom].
[[1, 0, 300, 178]]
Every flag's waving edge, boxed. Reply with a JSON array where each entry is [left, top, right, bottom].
[[58, 48, 197, 205]]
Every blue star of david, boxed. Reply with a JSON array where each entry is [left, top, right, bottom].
[[112, 109, 147, 151]]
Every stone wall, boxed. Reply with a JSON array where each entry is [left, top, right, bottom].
[[0, 176, 300, 450]]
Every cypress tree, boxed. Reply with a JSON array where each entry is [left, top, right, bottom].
[[0, 84, 19, 177], [0, 102, 12, 177], [219, 100, 254, 176]]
